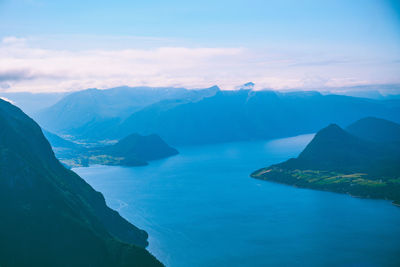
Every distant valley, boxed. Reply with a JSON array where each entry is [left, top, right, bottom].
[[44, 130, 178, 168]]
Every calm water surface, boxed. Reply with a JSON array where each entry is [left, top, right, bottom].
[[74, 134, 400, 267]]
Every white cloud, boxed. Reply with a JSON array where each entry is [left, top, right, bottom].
[[2, 36, 27, 45], [0, 36, 399, 93]]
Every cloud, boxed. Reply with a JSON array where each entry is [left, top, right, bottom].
[[0, 69, 35, 82], [2, 36, 27, 46], [0, 83, 11, 90], [288, 59, 350, 67], [1, 36, 399, 93]]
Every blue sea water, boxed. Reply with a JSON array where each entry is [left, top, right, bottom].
[[74, 134, 400, 267]]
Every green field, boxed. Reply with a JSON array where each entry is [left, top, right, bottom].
[[251, 167, 400, 204]]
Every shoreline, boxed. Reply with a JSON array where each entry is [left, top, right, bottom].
[[251, 174, 400, 208], [392, 201, 400, 207]]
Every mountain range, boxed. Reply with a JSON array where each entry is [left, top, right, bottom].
[[33, 86, 400, 146], [115, 89, 400, 145], [0, 98, 163, 266], [35, 85, 219, 137], [323, 84, 400, 99]]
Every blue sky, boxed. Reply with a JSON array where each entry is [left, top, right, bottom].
[[0, 0, 399, 92]]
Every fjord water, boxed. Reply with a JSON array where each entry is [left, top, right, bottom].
[[74, 134, 400, 267]]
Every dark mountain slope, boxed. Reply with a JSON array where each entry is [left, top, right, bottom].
[[0, 99, 162, 266], [346, 116, 400, 143]]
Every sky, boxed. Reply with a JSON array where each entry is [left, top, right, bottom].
[[0, 0, 399, 92]]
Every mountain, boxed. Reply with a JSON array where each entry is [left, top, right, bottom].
[[114, 90, 400, 146], [35, 86, 400, 146], [116, 89, 254, 145], [251, 118, 400, 205], [273, 124, 381, 173], [238, 82, 255, 90], [105, 133, 179, 163], [323, 84, 400, 99], [35, 85, 219, 136], [346, 117, 400, 143], [0, 98, 163, 266], [85, 133, 179, 167]]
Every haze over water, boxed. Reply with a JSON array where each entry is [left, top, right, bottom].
[[75, 134, 400, 267]]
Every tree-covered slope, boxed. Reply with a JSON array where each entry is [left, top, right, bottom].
[[280, 124, 378, 173], [104, 133, 179, 163], [0, 99, 163, 266]]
